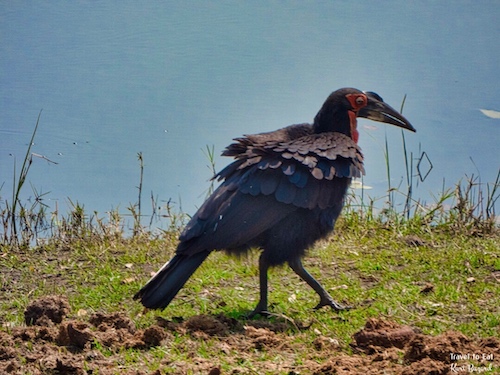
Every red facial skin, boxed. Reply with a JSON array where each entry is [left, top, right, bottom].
[[345, 93, 368, 144]]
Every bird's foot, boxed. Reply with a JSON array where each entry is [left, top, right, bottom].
[[247, 302, 270, 319], [314, 297, 352, 311]]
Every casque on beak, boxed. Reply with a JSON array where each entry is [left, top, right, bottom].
[[358, 91, 416, 132]]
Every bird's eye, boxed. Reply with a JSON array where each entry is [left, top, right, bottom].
[[345, 93, 367, 110]]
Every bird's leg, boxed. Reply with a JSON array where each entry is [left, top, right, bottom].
[[288, 258, 350, 311], [247, 254, 270, 318]]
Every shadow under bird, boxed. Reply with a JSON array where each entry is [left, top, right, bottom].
[[134, 87, 415, 317]]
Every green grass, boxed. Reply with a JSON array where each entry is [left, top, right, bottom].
[[1, 215, 498, 339]]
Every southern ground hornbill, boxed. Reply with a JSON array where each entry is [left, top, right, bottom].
[[134, 88, 415, 317]]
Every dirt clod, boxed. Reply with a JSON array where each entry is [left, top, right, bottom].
[[57, 321, 94, 349], [24, 295, 70, 326], [208, 366, 221, 375], [245, 325, 285, 350], [141, 325, 169, 347], [185, 314, 230, 336], [89, 312, 136, 333], [405, 330, 472, 363], [353, 318, 418, 350]]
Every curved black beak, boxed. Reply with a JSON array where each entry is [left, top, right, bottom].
[[358, 91, 416, 132]]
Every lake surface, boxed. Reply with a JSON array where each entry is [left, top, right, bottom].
[[1, 2, 499, 230]]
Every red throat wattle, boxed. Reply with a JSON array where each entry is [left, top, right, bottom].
[[348, 111, 359, 143]]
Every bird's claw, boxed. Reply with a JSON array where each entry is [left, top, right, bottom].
[[314, 298, 351, 311], [247, 302, 270, 319], [247, 309, 270, 319]]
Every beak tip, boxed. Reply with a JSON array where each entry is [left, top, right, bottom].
[[404, 123, 416, 132]]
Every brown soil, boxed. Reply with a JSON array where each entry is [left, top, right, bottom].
[[1, 296, 498, 374]]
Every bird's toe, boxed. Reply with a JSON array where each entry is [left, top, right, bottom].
[[246, 302, 270, 319], [314, 298, 351, 311]]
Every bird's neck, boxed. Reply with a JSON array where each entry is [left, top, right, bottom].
[[313, 108, 359, 143], [348, 111, 359, 143]]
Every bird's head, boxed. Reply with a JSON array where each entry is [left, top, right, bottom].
[[314, 88, 415, 143]]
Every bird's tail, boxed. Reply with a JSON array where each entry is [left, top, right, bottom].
[[133, 251, 210, 309]]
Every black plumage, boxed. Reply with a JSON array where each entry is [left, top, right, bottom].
[[134, 88, 415, 316]]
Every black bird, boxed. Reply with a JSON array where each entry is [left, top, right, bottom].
[[134, 88, 415, 317]]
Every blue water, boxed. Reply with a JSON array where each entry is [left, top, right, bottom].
[[1, 2, 499, 229]]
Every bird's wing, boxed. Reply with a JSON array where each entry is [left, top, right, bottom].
[[178, 130, 364, 254], [178, 181, 298, 253], [217, 130, 364, 207]]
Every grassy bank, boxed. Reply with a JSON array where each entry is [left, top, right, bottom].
[[0, 209, 499, 373], [1, 209, 499, 335]]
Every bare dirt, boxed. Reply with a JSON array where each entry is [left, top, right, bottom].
[[1, 296, 498, 374]]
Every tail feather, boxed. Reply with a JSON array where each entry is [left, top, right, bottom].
[[134, 251, 210, 309]]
